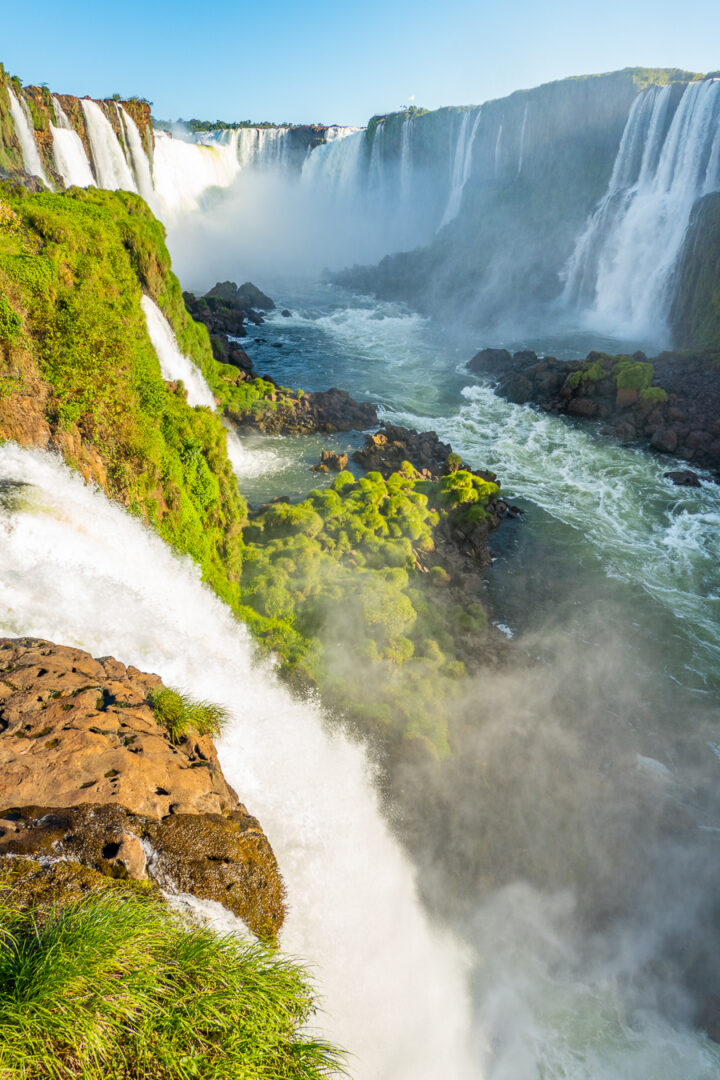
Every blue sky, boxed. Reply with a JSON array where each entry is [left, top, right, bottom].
[[3, 0, 719, 125]]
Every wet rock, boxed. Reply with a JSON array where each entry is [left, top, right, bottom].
[[281, 309, 292, 318], [313, 449, 348, 472], [467, 347, 513, 373], [664, 469, 702, 487], [228, 387, 377, 436], [353, 423, 455, 479]]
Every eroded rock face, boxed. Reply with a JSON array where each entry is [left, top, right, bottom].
[[0, 638, 285, 937], [0, 639, 236, 817]]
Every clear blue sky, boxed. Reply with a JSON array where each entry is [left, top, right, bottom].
[[3, 0, 719, 125]]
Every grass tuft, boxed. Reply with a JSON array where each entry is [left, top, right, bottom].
[[0, 887, 344, 1078], [149, 687, 229, 745]]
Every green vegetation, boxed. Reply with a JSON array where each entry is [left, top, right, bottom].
[[239, 466, 498, 757], [0, 66, 24, 176], [0, 869, 343, 1079], [564, 354, 666, 398], [0, 182, 249, 607], [150, 687, 229, 745]]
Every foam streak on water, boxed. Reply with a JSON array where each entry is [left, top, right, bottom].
[[0, 443, 478, 1080]]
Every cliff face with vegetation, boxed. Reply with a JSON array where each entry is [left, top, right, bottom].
[[671, 191, 720, 357], [0, 63, 152, 187]]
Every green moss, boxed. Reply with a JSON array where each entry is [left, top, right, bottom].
[[239, 467, 498, 758], [613, 358, 654, 391], [639, 386, 668, 404]]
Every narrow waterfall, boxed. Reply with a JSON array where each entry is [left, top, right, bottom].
[[563, 77, 720, 337], [81, 99, 137, 192], [516, 103, 529, 176], [0, 442, 479, 1080], [493, 122, 503, 178], [7, 86, 50, 186], [118, 105, 155, 204], [140, 296, 216, 408], [399, 115, 413, 197], [439, 107, 482, 228], [50, 96, 95, 188]]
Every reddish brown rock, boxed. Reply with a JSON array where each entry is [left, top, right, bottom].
[[0, 638, 285, 937]]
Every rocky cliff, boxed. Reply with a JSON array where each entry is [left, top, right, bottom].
[[670, 191, 720, 357], [0, 637, 285, 938]]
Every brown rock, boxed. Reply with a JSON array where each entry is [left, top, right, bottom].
[[0, 638, 236, 818], [567, 397, 598, 418], [0, 638, 286, 937]]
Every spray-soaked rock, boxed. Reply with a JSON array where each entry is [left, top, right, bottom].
[[0, 638, 285, 937]]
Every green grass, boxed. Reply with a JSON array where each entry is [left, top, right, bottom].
[[0, 886, 344, 1079], [150, 688, 229, 745]]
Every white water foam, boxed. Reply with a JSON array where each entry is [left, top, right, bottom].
[[0, 442, 478, 1080], [81, 99, 137, 192], [117, 106, 155, 205], [563, 79, 720, 337], [50, 97, 95, 188], [140, 296, 216, 408], [7, 87, 50, 186]]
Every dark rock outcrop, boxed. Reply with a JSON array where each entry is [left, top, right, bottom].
[[468, 348, 720, 478], [228, 387, 378, 436], [0, 638, 284, 937]]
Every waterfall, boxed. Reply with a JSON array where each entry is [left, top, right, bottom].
[[7, 86, 50, 186], [493, 122, 503, 179], [300, 127, 365, 197], [563, 78, 720, 337], [140, 296, 216, 408], [0, 442, 479, 1080], [152, 131, 240, 218], [118, 106, 155, 204], [439, 107, 482, 228], [81, 99, 137, 192], [516, 103, 529, 176], [50, 97, 95, 188], [399, 115, 412, 198]]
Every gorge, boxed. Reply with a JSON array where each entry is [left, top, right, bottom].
[[1, 58, 720, 1080]]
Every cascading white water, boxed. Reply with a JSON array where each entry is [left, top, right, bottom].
[[563, 78, 720, 336], [140, 295, 216, 408], [516, 103, 529, 177], [399, 115, 412, 198], [439, 107, 482, 228], [80, 99, 137, 192], [117, 105, 155, 205], [50, 96, 95, 188], [493, 122, 503, 178], [0, 442, 479, 1080], [299, 127, 365, 197], [7, 86, 50, 186], [152, 130, 241, 217]]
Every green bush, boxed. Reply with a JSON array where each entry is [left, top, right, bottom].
[[0, 889, 344, 1079]]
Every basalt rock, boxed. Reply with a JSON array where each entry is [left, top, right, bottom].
[[228, 387, 378, 436], [313, 449, 349, 472], [468, 347, 720, 479], [0, 638, 285, 937]]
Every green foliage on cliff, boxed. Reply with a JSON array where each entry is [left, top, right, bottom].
[[0, 67, 24, 176], [0, 182, 247, 607], [239, 466, 497, 758], [0, 878, 344, 1079]]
